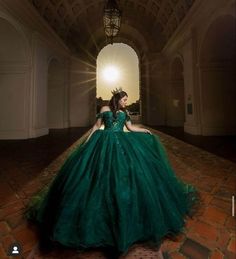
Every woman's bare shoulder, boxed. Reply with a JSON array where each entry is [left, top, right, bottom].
[[100, 106, 111, 112]]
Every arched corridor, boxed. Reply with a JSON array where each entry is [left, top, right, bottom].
[[0, 0, 235, 258]]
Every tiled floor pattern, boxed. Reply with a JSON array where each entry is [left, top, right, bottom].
[[0, 127, 235, 258]]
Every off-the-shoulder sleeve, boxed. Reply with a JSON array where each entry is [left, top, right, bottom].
[[96, 112, 103, 119]]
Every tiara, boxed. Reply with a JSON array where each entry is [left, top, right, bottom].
[[111, 87, 123, 95]]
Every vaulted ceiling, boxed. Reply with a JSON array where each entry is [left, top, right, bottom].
[[29, 0, 195, 56]]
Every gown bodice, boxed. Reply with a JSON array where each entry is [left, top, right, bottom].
[[96, 110, 131, 132]]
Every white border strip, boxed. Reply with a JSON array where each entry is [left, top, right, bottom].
[[232, 195, 235, 217]]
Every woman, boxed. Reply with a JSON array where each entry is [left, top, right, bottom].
[[86, 89, 152, 143], [26, 88, 199, 258]]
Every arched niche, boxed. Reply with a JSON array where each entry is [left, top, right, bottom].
[[0, 17, 28, 139], [167, 57, 185, 127], [47, 58, 65, 129], [200, 15, 236, 135]]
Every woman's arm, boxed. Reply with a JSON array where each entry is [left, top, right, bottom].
[[85, 106, 109, 143], [85, 118, 102, 143], [125, 120, 152, 134]]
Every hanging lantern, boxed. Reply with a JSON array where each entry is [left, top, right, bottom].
[[103, 0, 122, 44]]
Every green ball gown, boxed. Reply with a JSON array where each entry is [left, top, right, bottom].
[[26, 110, 199, 255]]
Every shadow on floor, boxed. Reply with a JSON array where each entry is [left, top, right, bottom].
[[0, 127, 90, 176]]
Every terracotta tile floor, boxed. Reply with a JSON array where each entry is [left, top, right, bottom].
[[151, 126, 236, 164], [0, 127, 235, 259]]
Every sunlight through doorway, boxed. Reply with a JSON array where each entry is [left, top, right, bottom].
[[96, 43, 140, 121]]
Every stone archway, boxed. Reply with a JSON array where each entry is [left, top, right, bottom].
[[96, 43, 141, 122], [85, 28, 150, 125], [0, 17, 29, 139], [27, 0, 197, 127], [200, 15, 236, 135], [167, 57, 185, 127], [47, 58, 65, 129]]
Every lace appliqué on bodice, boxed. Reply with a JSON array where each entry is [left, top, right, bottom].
[[96, 111, 131, 132]]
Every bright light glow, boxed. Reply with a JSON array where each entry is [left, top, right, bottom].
[[97, 43, 139, 104], [102, 66, 120, 82]]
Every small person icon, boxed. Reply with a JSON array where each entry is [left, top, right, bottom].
[[12, 246, 19, 254], [8, 242, 21, 256]]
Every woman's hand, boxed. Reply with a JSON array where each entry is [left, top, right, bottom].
[[143, 128, 152, 134], [125, 121, 152, 134], [142, 128, 152, 135]]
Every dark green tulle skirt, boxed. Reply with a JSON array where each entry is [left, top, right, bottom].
[[25, 130, 200, 255]]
